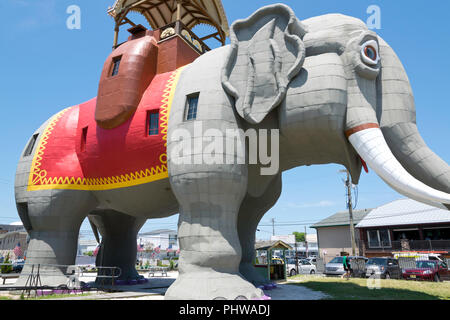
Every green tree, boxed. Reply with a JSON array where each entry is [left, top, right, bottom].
[[292, 232, 305, 242], [1, 253, 13, 274]]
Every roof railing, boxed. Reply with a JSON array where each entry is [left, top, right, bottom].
[[159, 20, 211, 54]]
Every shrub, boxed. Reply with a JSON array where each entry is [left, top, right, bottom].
[[1, 253, 13, 274]]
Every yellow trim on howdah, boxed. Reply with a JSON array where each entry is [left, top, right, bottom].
[[27, 67, 184, 191]]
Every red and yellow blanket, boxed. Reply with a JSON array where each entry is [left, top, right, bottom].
[[27, 68, 183, 191]]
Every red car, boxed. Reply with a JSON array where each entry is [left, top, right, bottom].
[[402, 260, 450, 282]]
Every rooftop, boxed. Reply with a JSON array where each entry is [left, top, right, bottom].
[[356, 198, 450, 228], [78, 239, 99, 246], [311, 208, 372, 229], [0, 230, 27, 240], [255, 240, 292, 251], [0, 224, 25, 233], [139, 229, 177, 236], [108, 0, 229, 46]]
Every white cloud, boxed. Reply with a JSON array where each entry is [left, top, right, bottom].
[[10, 0, 58, 31]]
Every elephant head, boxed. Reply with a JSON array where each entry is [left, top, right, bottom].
[[222, 4, 450, 210]]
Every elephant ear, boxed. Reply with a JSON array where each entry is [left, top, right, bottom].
[[222, 4, 307, 124]]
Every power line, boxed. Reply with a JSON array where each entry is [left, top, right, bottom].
[[2, 208, 434, 229], [258, 206, 439, 228]]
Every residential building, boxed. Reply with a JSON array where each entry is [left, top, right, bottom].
[[311, 209, 372, 264], [77, 238, 99, 255], [271, 234, 319, 258], [271, 234, 295, 246], [0, 229, 28, 259], [0, 223, 24, 234], [356, 199, 450, 258], [137, 229, 179, 252]]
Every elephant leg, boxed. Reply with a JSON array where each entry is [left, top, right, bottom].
[[88, 210, 146, 283], [238, 174, 282, 285], [15, 190, 98, 287], [165, 172, 264, 300]]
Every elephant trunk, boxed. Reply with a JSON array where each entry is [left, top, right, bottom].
[[377, 37, 450, 199]]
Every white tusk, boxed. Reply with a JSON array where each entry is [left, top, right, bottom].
[[348, 127, 450, 208], [380, 177, 449, 211]]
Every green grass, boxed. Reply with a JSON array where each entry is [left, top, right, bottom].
[[288, 275, 450, 300], [22, 292, 92, 300]]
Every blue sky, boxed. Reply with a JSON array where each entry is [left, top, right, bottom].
[[1, 0, 449, 240]]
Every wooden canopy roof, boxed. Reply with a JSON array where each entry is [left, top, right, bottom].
[[255, 240, 292, 251], [108, 0, 229, 45]]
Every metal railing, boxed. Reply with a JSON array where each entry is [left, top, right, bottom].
[[362, 240, 450, 252], [0, 263, 122, 298], [158, 20, 211, 54]]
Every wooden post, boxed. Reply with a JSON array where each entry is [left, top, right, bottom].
[[175, 20, 182, 35], [113, 24, 120, 49], [177, 1, 182, 21]]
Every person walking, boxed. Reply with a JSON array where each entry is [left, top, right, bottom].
[[341, 254, 351, 280]]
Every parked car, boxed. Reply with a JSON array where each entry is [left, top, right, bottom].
[[286, 259, 298, 276], [286, 258, 316, 276], [12, 259, 25, 273], [365, 257, 401, 279], [325, 256, 368, 276], [325, 256, 345, 276], [305, 257, 317, 264], [402, 260, 450, 282]]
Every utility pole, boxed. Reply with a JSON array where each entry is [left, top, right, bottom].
[[272, 218, 275, 236], [340, 169, 357, 256], [304, 226, 308, 258]]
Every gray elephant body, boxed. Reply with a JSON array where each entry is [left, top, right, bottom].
[[15, 5, 450, 299]]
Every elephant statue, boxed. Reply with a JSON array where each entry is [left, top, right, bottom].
[[14, 4, 450, 299]]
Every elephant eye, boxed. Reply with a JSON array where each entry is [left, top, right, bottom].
[[364, 46, 377, 61], [361, 40, 380, 65]]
